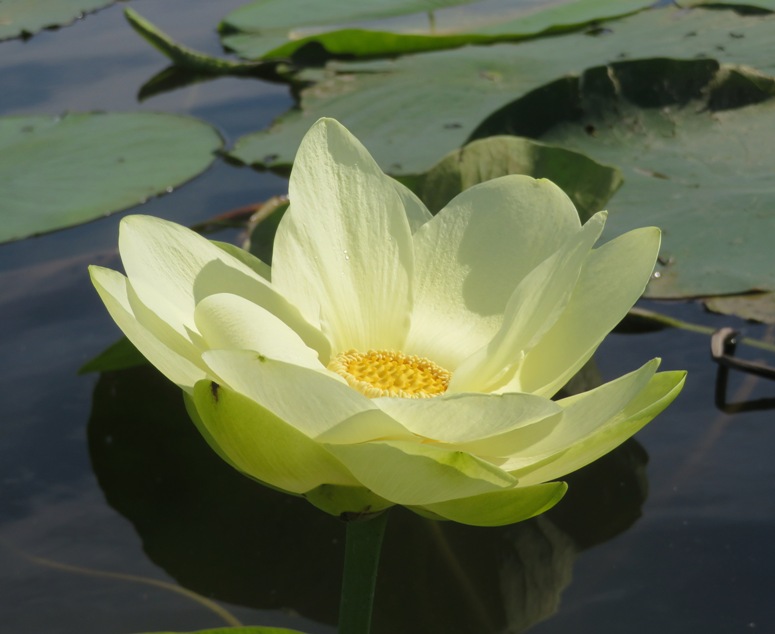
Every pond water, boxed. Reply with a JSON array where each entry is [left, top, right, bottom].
[[1, 2, 774, 633]]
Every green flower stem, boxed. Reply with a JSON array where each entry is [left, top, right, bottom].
[[339, 510, 390, 634], [629, 307, 775, 354]]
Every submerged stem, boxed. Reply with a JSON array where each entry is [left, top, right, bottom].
[[339, 511, 390, 634], [629, 307, 775, 354]]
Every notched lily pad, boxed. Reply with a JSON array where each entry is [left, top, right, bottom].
[[0, 0, 114, 41], [537, 59, 775, 300], [0, 112, 222, 243], [227, 6, 775, 176]]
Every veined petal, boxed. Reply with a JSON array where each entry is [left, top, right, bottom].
[[510, 227, 661, 397], [192, 380, 357, 494], [201, 350, 412, 442], [406, 176, 581, 370], [271, 118, 414, 353], [324, 440, 516, 506], [89, 265, 205, 390], [450, 212, 606, 393], [514, 369, 686, 486], [374, 392, 561, 455], [499, 359, 661, 473], [412, 482, 567, 527], [119, 214, 329, 359], [194, 293, 323, 370]]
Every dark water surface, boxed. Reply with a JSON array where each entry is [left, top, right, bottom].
[[1, 2, 774, 633]]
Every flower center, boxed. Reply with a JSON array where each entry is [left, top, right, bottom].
[[328, 349, 451, 399]]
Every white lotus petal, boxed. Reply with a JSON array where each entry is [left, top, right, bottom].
[[271, 118, 414, 353], [375, 391, 561, 456], [499, 359, 660, 472], [89, 266, 205, 389], [201, 349, 412, 442], [450, 211, 606, 393], [405, 176, 581, 370], [120, 214, 329, 359], [514, 369, 686, 486], [509, 227, 661, 397], [194, 293, 323, 370]]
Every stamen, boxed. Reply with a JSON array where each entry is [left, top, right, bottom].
[[328, 349, 451, 399]]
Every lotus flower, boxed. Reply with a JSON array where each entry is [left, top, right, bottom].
[[90, 118, 684, 527]]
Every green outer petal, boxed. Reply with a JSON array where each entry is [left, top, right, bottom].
[[515, 369, 686, 486], [513, 226, 661, 397], [89, 265, 205, 390], [324, 439, 515, 506], [192, 380, 357, 494], [271, 117, 414, 353], [499, 358, 660, 472], [194, 293, 323, 370], [119, 214, 329, 360], [201, 349, 412, 442], [374, 391, 561, 453], [450, 211, 606, 393], [406, 175, 581, 370], [304, 483, 394, 519], [412, 481, 567, 527]]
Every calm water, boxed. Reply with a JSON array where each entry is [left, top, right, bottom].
[[1, 2, 774, 633]]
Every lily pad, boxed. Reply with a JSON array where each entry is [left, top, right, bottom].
[[538, 61, 775, 299], [219, 0, 654, 61], [397, 135, 622, 221], [705, 293, 775, 324], [0, 0, 114, 41], [0, 112, 222, 243], [228, 6, 775, 175]]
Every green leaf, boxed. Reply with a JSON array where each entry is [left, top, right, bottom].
[[0, 0, 114, 40], [0, 112, 222, 243], [228, 6, 775, 176], [124, 8, 280, 78], [398, 135, 622, 221], [219, 0, 654, 61], [538, 61, 775, 299]]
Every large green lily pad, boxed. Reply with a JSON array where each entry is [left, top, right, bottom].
[[0, 112, 222, 243], [219, 0, 653, 61], [538, 62, 775, 300], [0, 0, 114, 41], [228, 7, 775, 176]]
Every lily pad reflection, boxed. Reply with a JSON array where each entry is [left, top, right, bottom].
[[88, 365, 649, 632]]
